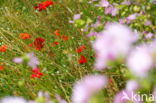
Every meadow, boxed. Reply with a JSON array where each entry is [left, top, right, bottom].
[[0, 0, 156, 103]]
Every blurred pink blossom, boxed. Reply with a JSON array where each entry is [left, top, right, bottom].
[[105, 5, 117, 16], [114, 80, 140, 103], [144, 20, 151, 26], [0, 97, 27, 103], [114, 90, 141, 103], [87, 31, 98, 37], [149, 40, 156, 63], [119, 19, 125, 24], [93, 23, 137, 70], [99, 0, 109, 7], [27, 52, 39, 68], [126, 80, 139, 92], [69, 14, 81, 23], [127, 45, 153, 78], [73, 14, 81, 20], [13, 52, 39, 69], [127, 14, 138, 20], [126, 13, 138, 24], [13, 58, 23, 64], [145, 32, 153, 39], [122, 0, 131, 5], [72, 75, 107, 103]]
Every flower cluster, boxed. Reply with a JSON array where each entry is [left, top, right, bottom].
[[34, 1, 54, 11], [13, 52, 43, 78], [75, 45, 87, 64], [1, 0, 156, 103], [0, 45, 7, 52], [34, 37, 45, 50], [19, 33, 31, 40], [31, 68, 43, 78]]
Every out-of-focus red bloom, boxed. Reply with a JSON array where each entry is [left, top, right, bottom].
[[34, 1, 54, 11], [60, 35, 68, 41], [19, 33, 31, 40], [0, 65, 4, 71], [78, 55, 87, 64], [31, 68, 43, 78], [0, 45, 7, 52], [76, 45, 86, 53], [31, 74, 39, 78], [50, 41, 59, 47], [28, 43, 33, 47], [34, 37, 45, 50], [108, 78, 113, 84], [53, 41, 59, 45], [54, 30, 60, 36]]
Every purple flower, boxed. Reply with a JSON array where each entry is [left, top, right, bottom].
[[145, 32, 153, 39], [119, 19, 125, 24], [126, 13, 138, 24], [13, 58, 23, 64], [114, 90, 141, 103], [149, 40, 156, 61], [72, 75, 107, 103], [111, 7, 117, 16], [27, 53, 39, 68], [69, 20, 74, 23], [99, 0, 109, 7], [144, 20, 151, 26], [93, 23, 137, 70], [87, 31, 98, 37], [13, 52, 39, 69], [126, 80, 139, 92], [104, 5, 117, 16], [127, 45, 153, 78], [73, 14, 81, 20], [69, 14, 81, 23], [127, 14, 138, 20], [122, 0, 131, 5], [114, 80, 140, 103], [0, 97, 27, 103]]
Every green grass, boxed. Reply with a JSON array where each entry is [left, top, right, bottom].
[[0, 0, 122, 102]]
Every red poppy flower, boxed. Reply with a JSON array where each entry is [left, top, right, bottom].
[[76, 45, 86, 53], [0, 65, 4, 71], [60, 35, 68, 41], [34, 1, 54, 11], [50, 41, 59, 47], [53, 41, 59, 45], [78, 55, 87, 64], [0, 45, 7, 52], [34, 37, 45, 50], [31, 68, 43, 78], [54, 30, 60, 36], [19, 33, 31, 40], [28, 43, 33, 47], [31, 74, 40, 78], [32, 68, 40, 73]]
